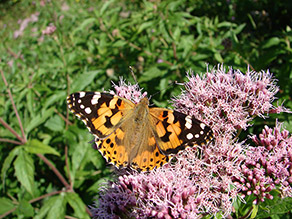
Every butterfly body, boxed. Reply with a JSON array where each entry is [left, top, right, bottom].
[[67, 92, 213, 171]]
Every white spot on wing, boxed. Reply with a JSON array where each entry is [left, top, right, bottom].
[[91, 93, 101, 105], [185, 116, 192, 129], [85, 107, 92, 114], [78, 99, 81, 103], [195, 134, 200, 138], [79, 92, 86, 98], [200, 130, 204, 135], [200, 123, 206, 130], [80, 104, 85, 109], [186, 133, 193, 140]]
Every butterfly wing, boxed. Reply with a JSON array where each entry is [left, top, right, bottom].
[[94, 125, 170, 171], [149, 108, 213, 155], [67, 92, 135, 138], [68, 92, 213, 172]]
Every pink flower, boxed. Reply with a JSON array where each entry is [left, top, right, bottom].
[[110, 78, 147, 104], [91, 65, 290, 218], [172, 65, 287, 138], [234, 121, 292, 202], [42, 23, 56, 35], [13, 12, 39, 39]]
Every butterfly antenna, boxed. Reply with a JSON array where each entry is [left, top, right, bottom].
[[129, 66, 138, 84]]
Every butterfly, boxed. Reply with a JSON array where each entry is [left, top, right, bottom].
[[67, 92, 213, 171]]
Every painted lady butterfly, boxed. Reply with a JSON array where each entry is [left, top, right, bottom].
[[67, 92, 213, 171]]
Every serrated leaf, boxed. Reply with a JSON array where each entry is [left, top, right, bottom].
[[139, 67, 166, 83], [16, 200, 34, 217], [257, 196, 292, 218], [112, 40, 127, 47], [47, 195, 66, 219], [44, 114, 65, 132], [72, 18, 96, 35], [14, 150, 35, 196], [71, 70, 102, 92], [27, 88, 34, 118], [24, 139, 60, 156], [34, 195, 65, 219], [1, 147, 20, 188], [43, 91, 66, 109], [138, 21, 154, 33], [25, 107, 55, 134], [100, 0, 115, 15], [65, 192, 89, 219], [71, 141, 89, 180], [0, 198, 15, 214]]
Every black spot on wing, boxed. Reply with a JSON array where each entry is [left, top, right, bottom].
[[162, 110, 213, 155]]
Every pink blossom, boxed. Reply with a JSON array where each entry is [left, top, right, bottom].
[[14, 12, 39, 39], [172, 65, 287, 138], [234, 121, 292, 201], [91, 66, 290, 218], [42, 23, 56, 35], [110, 78, 147, 104]]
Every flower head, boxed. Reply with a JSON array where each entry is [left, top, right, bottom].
[[233, 122, 292, 203], [42, 23, 56, 35], [110, 78, 147, 104], [172, 65, 286, 137], [91, 65, 290, 218]]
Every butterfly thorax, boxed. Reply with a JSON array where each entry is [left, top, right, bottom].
[[133, 97, 150, 122]]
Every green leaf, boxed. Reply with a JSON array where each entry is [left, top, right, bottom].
[[1, 147, 20, 188], [14, 150, 35, 196], [73, 18, 96, 35], [112, 40, 127, 47], [71, 141, 89, 180], [100, 0, 115, 15], [139, 67, 166, 83], [44, 114, 65, 132], [262, 37, 281, 49], [250, 204, 258, 218], [65, 192, 89, 219], [43, 91, 66, 109], [27, 88, 35, 118], [257, 193, 292, 218], [47, 195, 66, 219], [24, 139, 60, 156], [138, 21, 154, 33], [34, 195, 66, 219], [214, 52, 223, 63], [0, 197, 15, 215], [71, 70, 102, 92], [16, 200, 34, 217], [25, 107, 55, 134]]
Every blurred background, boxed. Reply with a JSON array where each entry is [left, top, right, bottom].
[[0, 0, 291, 218]]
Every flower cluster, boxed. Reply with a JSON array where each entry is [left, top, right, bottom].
[[233, 122, 292, 204], [42, 23, 56, 35], [110, 78, 147, 104], [91, 182, 137, 219], [14, 12, 40, 38], [172, 65, 284, 137], [91, 65, 290, 218], [114, 139, 244, 218]]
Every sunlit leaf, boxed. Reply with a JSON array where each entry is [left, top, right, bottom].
[[14, 150, 35, 196]]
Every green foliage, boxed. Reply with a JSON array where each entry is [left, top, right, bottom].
[[0, 0, 291, 218]]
